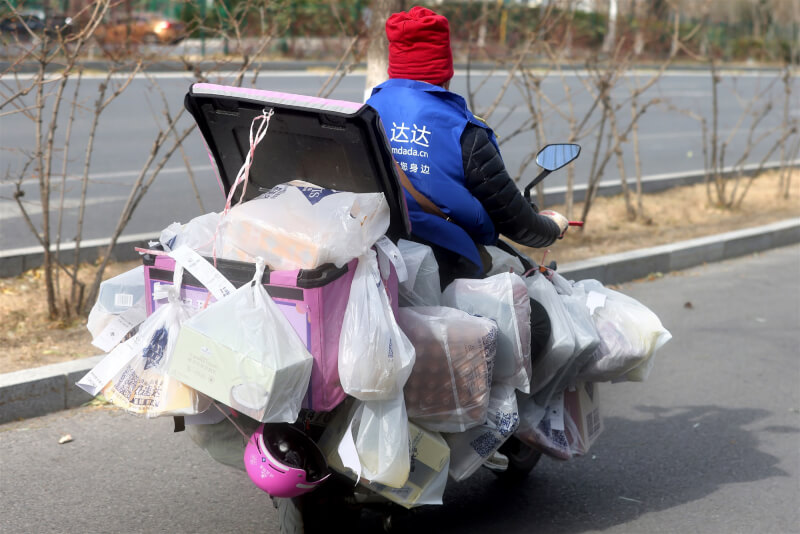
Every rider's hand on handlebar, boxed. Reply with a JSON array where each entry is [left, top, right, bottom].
[[540, 210, 569, 239]]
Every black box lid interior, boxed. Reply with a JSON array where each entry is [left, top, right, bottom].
[[184, 83, 410, 240]]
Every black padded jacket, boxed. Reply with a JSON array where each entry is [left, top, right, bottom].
[[461, 123, 561, 248]]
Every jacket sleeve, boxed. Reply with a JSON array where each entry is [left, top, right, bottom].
[[461, 123, 560, 248]]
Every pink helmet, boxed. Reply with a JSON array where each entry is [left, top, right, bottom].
[[244, 423, 331, 498]]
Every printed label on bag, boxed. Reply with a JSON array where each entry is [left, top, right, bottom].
[[586, 291, 607, 315], [296, 184, 339, 205], [114, 293, 134, 308], [375, 236, 408, 283], [548, 391, 565, 431], [169, 246, 235, 301], [91, 306, 147, 352]]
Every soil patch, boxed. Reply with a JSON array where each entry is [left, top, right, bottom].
[[1, 170, 797, 374]]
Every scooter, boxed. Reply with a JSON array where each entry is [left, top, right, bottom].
[[239, 142, 584, 534]]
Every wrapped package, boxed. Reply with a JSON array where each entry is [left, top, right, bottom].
[[86, 266, 147, 352], [168, 259, 314, 423], [397, 239, 441, 307], [78, 264, 210, 418], [574, 279, 672, 382], [338, 250, 416, 401], [444, 384, 519, 482], [564, 382, 603, 456], [442, 273, 532, 393], [398, 306, 497, 433], [217, 181, 390, 270], [525, 272, 575, 395]]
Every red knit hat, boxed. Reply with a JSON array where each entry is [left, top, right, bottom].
[[386, 6, 454, 86]]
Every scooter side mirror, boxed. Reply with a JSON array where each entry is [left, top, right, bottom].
[[535, 144, 581, 171]]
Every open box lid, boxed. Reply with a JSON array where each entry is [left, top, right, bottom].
[[184, 83, 411, 240]]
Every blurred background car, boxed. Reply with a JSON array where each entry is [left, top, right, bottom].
[[0, 9, 73, 41], [95, 12, 186, 46]]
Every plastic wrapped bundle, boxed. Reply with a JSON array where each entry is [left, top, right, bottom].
[[442, 273, 532, 393], [397, 307, 497, 433], [515, 393, 572, 461], [574, 279, 672, 382], [218, 181, 390, 270]]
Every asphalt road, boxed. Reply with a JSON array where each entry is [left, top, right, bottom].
[[2, 244, 798, 534], [1, 69, 797, 251]]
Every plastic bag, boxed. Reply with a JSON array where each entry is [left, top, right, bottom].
[[218, 181, 390, 270], [397, 239, 441, 307], [159, 212, 222, 256], [574, 279, 672, 382], [86, 266, 147, 352], [525, 272, 575, 395], [515, 392, 572, 461], [444, 384, 519, 482], [533, 283, 600, 407], [442, 273, 532, 393], [485, 245, 526, 276], [168, 259, 314, 423], [338, 394, 411, 488], [338, 250, 416, 401], [81, 264, 211, 418], [398, 306, 497, 433]]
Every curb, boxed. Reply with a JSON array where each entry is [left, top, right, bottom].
[[3, 161, 796, 278], [1, 217, 798, 425]]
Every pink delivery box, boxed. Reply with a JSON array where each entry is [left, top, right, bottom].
[[142, 250, 399, 413]]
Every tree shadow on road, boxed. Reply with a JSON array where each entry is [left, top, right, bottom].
[[371, 404, 795, 534]]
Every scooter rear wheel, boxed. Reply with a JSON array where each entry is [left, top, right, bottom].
[[494, 436, 542, 483]]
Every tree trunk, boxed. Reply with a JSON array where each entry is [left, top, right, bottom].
[[603, 0, 618, 54], [363, 0, 403, 102]]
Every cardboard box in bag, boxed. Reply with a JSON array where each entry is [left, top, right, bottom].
[[564, 381, 603, 455]]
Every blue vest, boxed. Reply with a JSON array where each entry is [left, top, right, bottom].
[[367, 79, 498, 274]]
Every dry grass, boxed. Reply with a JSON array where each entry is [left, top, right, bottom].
[[1, 170, 797, 374]]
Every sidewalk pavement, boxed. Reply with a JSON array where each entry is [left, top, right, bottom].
[[1, 217, 798, 425]]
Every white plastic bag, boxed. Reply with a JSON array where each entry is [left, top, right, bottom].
[[160, 212, 223, 256], [515, 392, 572, 461], [86, 266, 147, 352], [338, 394, 411, 488], [397, 239, 441, 307], [398, 306, 497, 433], [444, 384, 519, 482], [525, 272, 575, 395], [442, 273, 532, 393], [485, 245, 526, 276], [338, 250, 416, 401], [574, 279, 672, 382], [533, 283, 600, 407], [218, 181, 390, 270], [80, 264, 211, 418], [168, 259, 314, 423]]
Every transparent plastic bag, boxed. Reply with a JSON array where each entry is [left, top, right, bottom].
[[444, 384, 519, 482], [485, 245, 526, 276], [338, 250, 416, 401], [86, 266, 147, 352], [82, 264, 211, 418], [397, 239, 441, 307], [442, 273, 532, 393], [339, 393, 411, 488], [168, 259, 314, 423], [525, 272, 575, 395], [218, 181, 390, 270], [515, 392, 572, 461], [159, 212, 223, 256], [398, 306, 497, 433], [574, 279, 672, 382]]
